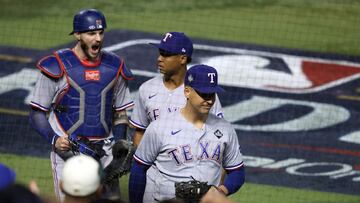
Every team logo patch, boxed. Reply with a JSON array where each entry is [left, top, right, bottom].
[[85, 70, 100, 81], [96, 20, 103, 29], [188, 74, 193, 83], [214, 129, 223, 139]]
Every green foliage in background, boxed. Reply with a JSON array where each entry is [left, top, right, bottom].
[[1, 153, 360, 203], [0, 0, 359, 56]]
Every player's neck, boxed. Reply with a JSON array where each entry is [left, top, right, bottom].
[[163, 72, 185, 90], [180, 106, 207, 129]]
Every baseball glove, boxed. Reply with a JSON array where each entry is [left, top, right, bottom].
[[175, 180, 212, 203], [103, 139, 136, 184]]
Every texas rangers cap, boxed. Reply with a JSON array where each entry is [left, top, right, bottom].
[[185, 64, 224, 94], [150, 32, 193, 57], [0, 163, 16, 190], [61, 155, 102, 197]]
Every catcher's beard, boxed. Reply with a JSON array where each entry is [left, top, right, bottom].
[[80, 39, 102, 61]]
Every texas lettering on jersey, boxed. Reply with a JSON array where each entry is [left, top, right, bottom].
[[147, 106, 181, 122], [167, 141, 223, 166]]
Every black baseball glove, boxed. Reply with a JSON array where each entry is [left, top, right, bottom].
[[103, 139, 136, 184], [175, 180, 212, 203]]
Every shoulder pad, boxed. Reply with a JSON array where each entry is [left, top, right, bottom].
[[120, 62, 134, 80], [36, 55, 63, 78], [102, 51, 134, 80]]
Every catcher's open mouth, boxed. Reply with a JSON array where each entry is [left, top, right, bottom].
[[91, 45, 100, 51]]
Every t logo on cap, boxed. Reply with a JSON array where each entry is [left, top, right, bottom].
[[150, 32, 193, 58], [163, 33, 173, 42], [208, 73, 216, 83], [185, 64, 224, 94]]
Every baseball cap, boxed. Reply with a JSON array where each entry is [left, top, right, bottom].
[[0, 163, 16, 190], [150, 32, 193, 57], [185, 64, 224, 94], [61, 155, 101, 197]]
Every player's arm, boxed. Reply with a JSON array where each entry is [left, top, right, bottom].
[[128, 160, 150, 203], [29, 107, 70, 150], [30, 56, 69, 150], [218, 166, 245, 195], [113, 61, 134, 141], [113, 110, 129, 141], [201, 186, 234, 203], [128, 123, 161, 202], [128, 85, 148, 146], [133, 128, 145, 147], [220, 126, 245, 195]]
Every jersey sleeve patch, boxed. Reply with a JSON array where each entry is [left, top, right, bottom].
[[36, 55, 63, 78]]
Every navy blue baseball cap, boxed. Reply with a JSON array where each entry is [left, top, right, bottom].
[[185, 64, 224, 94], [150, 32, 193, 57], [0, 163, 16, 190]]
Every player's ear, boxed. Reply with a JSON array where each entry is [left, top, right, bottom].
[[184, 86, 191, 99], [180, 54, 187, 65], [74, 32, 81, 41]]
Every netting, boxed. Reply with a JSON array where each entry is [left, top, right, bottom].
[[0, 1, 359, 202]]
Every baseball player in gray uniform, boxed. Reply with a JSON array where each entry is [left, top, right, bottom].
[[29, 9, 133, 201], [129, 64, 245, 203], [129, 32, 223, 147]]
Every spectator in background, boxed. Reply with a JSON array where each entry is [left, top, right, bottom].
[[0, 163, 16, 190], [0, 163, 47, 203], [0, 183, 45, 203], [60, 155, 103, 203]]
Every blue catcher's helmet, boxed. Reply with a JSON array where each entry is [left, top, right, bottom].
[[70, 9, 107, 35]]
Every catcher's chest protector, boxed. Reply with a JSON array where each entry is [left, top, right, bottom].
[[54, 49, 121, 138]]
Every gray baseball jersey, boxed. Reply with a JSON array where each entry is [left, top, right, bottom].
[[134, 111, 244, 202], [129, 75, 223, 129]]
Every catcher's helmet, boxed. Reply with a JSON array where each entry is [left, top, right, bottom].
[[70, 9, 107, 35]]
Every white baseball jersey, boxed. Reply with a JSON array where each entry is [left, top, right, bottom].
[[134, 111, 244, 202], [129, 75, 223, 129]]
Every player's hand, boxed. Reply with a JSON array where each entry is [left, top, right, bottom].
[[200, 186, 232, 203], [54, 136, 70, 151]]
